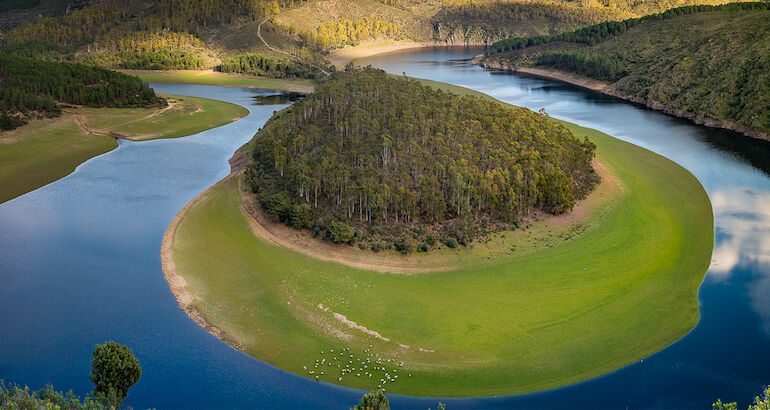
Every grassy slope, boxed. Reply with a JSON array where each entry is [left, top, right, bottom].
[[485, 9, 770, 135], [123, 70, 316, 93], [0, 95, 247, 203], [171, 84, 714, 396], [82, 95, 248, 141]]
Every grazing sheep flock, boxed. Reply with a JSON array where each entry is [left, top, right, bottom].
[[303, 345, 411, 391]]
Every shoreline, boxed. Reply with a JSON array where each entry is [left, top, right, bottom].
[[477, 60, 770, 142], [327, 39, 486, 68], [160, 172, 242, 350]]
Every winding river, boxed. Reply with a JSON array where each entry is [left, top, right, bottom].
[[1, 49, 769, 409]]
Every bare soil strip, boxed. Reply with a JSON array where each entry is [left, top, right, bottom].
[[235, 157, 618, 274]]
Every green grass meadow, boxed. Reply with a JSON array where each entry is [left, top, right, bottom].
[[0, 95, 247, 203], [171, 90, 714, 396]]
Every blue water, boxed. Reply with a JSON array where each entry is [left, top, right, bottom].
[[0, 50, 768, 409]]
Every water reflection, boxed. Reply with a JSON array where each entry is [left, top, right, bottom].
[[252, 91, 305, 105], [357, 47, 770, 408], [711, 188, 770, 335], [2, 49, 770, 409]]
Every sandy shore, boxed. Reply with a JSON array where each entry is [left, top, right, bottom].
[[327, 39, 465, 68]]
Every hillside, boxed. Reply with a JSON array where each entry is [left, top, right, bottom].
[[247, 67, 598, 250], [0, 0, 745, 77], [0, 54, 164, 130], [481, 2, 770, 139]]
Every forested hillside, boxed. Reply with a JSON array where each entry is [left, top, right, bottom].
[[481, 2, 770, 139], [0, 54, 163, 130], [0, 0, 329, 76], [247, 67, 598, 250], [0, 0, 743, 76], [276, 0, 744, 47]]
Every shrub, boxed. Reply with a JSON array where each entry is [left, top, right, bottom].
[[424, 234, 437, 247], [327, 221, 355, 243], [417, 242, 429, 252], [353, 389, 389, 410], [445, 237, 459, 248], [262, 192, 291, 222], [288, 203, 311, 229], [89, 342, 141, 406], [370, 242, 385, 252], [393, 237, 414, 254]]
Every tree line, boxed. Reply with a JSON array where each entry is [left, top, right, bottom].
[[300, 18, 403, 49], [248, 67, 598, 250], [0, 54, 164, 130], [0, 341, 141, 409], [0, 0, 40, 13], [0, 0, 317, 72], [535, 50, 626, 82], [217, 52, 318, 79], [490, 2, 770, 53]]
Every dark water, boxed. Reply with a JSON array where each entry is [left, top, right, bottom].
[[0, 50, 768, 409]]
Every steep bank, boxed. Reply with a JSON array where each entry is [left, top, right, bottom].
[[478, 60, 770, 141], [480, 4, 770, 141]]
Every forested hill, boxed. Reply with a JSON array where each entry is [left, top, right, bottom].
[[0, 0, 747, 76], [247, 67, 598, 250], [0, 54, 163, 130], [481, 2, 770, 139]]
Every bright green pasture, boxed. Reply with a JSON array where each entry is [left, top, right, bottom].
[[124, 69, 316, 93], [0, 117, 116, 204], [82, 95, 248, 141], [171, 115, 713, 396], [0, 95, 246, 203]]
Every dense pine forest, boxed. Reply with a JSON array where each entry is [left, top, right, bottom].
[[247, 67, 598, 250], [482, 2, 770, 138], [0, 54, 163, 130]]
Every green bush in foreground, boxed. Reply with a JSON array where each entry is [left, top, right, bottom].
[[351, 390, 447, 410], [353, 390, 390, 410], [714, 386, 770, 410], [89, 342, 141, 406], [0, 380, 118, 410]]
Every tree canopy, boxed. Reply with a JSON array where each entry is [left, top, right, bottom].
[[0, 54, 164, 130], [248, 67, 598, 249], [89, 342, 142, 406]]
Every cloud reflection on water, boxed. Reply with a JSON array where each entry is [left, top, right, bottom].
[[710, 188, 770, 335]]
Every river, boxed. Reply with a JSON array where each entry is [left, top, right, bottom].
[[1, 49, 768, 409]]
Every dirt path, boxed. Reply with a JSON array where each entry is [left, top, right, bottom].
[[67, 111, 129, 139], [237, 175, 454, 274], [236, 156, 620, 274], [65, 100, 183, 141]]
